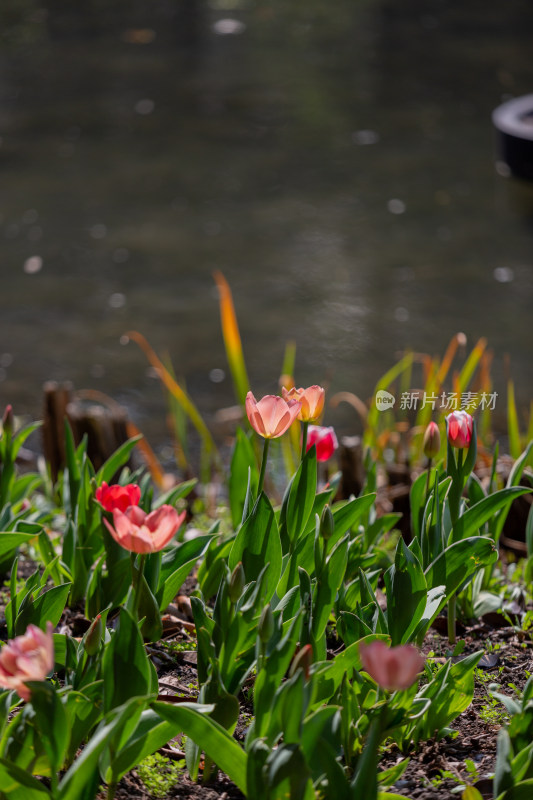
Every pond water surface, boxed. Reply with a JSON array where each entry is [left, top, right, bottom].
[[1, 0, 532, 454]]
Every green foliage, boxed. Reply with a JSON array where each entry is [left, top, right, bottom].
[[136, 752, 185, 798]]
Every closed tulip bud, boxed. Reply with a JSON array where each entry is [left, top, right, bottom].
[[306, 425, 338, 462], [447, 410, 473, 449], [228, 562, 245, 604], [289, 644, 313, 681], [1, 405, 13, 436], [84, 614, 102, 656], [319, 504, 335, 540], [423, 421, 441, 459], [258, 604, 274, 644]]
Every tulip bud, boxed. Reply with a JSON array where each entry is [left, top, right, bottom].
[[84, 614, 102, 656], [319, 504, 335, 540], [1, 405, 13, 436], [258, 604, 274, 644], [289, 644, 313, 681], [423, 421, 441, 459], [228, 562, 245, 604]]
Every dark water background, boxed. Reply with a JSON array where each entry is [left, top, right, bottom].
[[1, 0, 532, 457]]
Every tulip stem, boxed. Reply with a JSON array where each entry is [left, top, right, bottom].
[[425, 458, 433, 497], [300, 421, 309, 461], [132, 553, 147, 622], [447, 448, 464, 645], [257, 438, 270, 497]]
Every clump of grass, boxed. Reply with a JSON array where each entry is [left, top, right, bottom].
[[136, 752, 185, 798]]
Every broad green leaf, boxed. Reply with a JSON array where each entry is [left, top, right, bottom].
[[110, 710, 177, 780], [330, 493, 376, 547], [153, 700, 247, 794], [153, 478, 198, 508], [312, 536, 349, 658], [279, 447, 317, 550], [494, 729, 514, 798], [58, 697, 147, 800], [155, 537, 212, 611], [495, 784, 533, 800], [451, 487, 531, 543], [384, 538, 427, 645], [25, 682, 69, 774], [64, 682, 105, 764], [0, 758, 51, 799], [410, 471, 429, 541], [229, 428, 258, 529], [102, 608, 152, 713], [95, 436, 143, 484], [15, 583, 72, 635], [0, 532, 37, 558], [424, 537, 497, 599], [229, 492, 282, 597]]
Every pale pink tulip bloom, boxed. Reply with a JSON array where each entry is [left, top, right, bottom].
[[359, 640, 425, 691], [281, 385, 325, 422], [245, 391, 302, 439], [306, 425, 338, 462], [446, 410, 473, 449], [104, 504, 186, 554], [0, 622, 54, 702]]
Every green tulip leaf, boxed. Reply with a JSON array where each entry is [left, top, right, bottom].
[[152, 700, 247, 794], [229, 492, 281, 597]]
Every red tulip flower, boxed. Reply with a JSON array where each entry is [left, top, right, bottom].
[[281, 385, 325, 423], [446, 410, 473, 449], [95, 481, 141, 513], [306, 425, 338, 462], [103, 505, 186, 554], [245, 391, 301, 439], [359, 640, 425, 691], [0, 622, 54, 702]]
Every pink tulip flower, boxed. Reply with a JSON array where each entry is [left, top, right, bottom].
[[95, 481, 141, 513], [446, 410, 473, 449], [245, 391, 301, 439], [423, 421, 441, 459], [306, 425, 339, 462], [103, 504, 186, 554], [281, 385, 325, 422], [0, 622, 54, 702], [359, 640, 425, 691]]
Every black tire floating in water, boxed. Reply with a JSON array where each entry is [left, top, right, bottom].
[[493, 94, 533, 182]]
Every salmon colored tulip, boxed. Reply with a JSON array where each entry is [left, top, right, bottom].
[[306, 425, 338, 462], [446, 410, 473, 449], [281, 385, 325, 422], [423, 421, 441, 459], [103, 504, 186, 554], [245, 391, 301, 439], [359, 640, 425, 691], [95, 481, 141, 513], [0, 622, 54, 702]]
